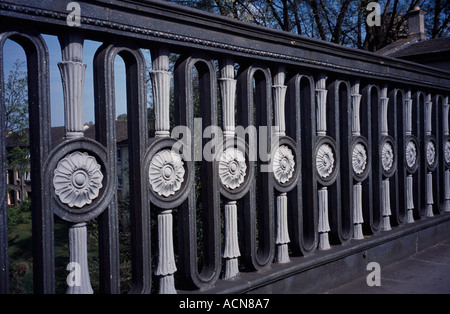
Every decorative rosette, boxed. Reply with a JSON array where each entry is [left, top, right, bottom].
[[149, 149, 185, 197], [426, 140, 436, 167], [406, 140, 417, 169], [218, 148, 247, 190], [352, 143, 367, 175], [381, 142, 394, 172], [273, 145, 295, 184], [316, 144, 335, 179], [53, 151, 104, 208], [445, 140, 450, 165]]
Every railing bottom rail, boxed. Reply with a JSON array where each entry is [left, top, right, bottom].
[[198, 214, 450, 294]]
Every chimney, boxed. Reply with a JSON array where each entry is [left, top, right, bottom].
[[406, 6, 426, 41]]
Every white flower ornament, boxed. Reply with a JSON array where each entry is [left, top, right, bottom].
[[53, 151, 103, 208], [219, 148, 247, 190], [273, 145, 295, 184], [316, 144, 335, 179], [149, 149, 185, 197], [352, 143, 367, 175], [381, 142, 394, 172]]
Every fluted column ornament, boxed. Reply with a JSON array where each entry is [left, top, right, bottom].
[[353, 183, 364, 239], [58, 33, 86, 139], [273, 66, 287, 137], [405, 90, 413, 136], [316, 74, 328, 136], [406, 175, 415, 223], [66, 223, 93, 294], [155, 210, 177, 294], [444, 96, 449, 136], [426, 171, 434, 217], [318, 187, 330, 250], [151, 46, 171, 138], [222, 201, 240, 278], [425, 93, 433, 136], [219, 57, 237, 138], [351, 80, 362, 136], [380, 85, 389, 136], [381, 178, 392, 230], [275, 193, 290, 262], [445, 169, 450, 212]]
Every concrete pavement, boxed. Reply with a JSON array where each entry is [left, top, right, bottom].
[[324, 239, 450, 294]]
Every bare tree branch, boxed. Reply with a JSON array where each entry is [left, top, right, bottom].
[[331, 0, 351, 43]]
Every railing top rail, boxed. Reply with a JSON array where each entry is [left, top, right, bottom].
[[1, 0, 449, 89], [1, 0, 449, 91]]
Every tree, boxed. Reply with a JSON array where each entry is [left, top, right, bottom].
[[426, 0, 450, 38], [4, 59, 29, 178], [117, 113, 128, 120], [4, 59, 28, 134], [166, 0, 449, 51]]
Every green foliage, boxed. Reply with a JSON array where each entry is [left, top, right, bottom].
[[84, 198, 133, 294], [7, 195, 135, 294], [117, 198, 133, 293], [5, 59, 30, 174], [4, 59, 28, 133], [9, 261, 33, 294], [7, 198, 33, 294], [6, 139, 30, 174], [117, 113, 128, 120], [7, 198, 31, 227]]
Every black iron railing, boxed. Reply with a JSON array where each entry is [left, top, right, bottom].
[[0, 0, 450, 294]]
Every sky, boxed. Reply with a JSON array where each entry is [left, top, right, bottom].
[[3, 34, 131, 127]]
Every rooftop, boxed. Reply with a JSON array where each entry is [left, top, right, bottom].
[[376, 7, 450, 59], [6, 119, 129, 148], [377, 36, 450, 58]]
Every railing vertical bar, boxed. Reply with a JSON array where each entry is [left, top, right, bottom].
[[93, 43, 121, 295], [272, 66, 291, 263], [389, 88, 405, 226], [174, 53, 221, 289], [236, 63, 274, 270], [405, 89, 416, 223], [426, 94, 434, 217], [444, 96, 450, 213], [286, 73, 317, 256], [219, 57, 241, 280], [315, 73, 331, 250], [351, 81, 365, 239], [11, 29, 55, 294], [380, 85, 393, 231], [150, 46, 177, 294], [436, 95, 445, 214], [122, 46, 150, 294], [336, 79, 353, 244], [361, 84, 379, 234], [58, 32, 93, 294], [94, 43, 147, 294]]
